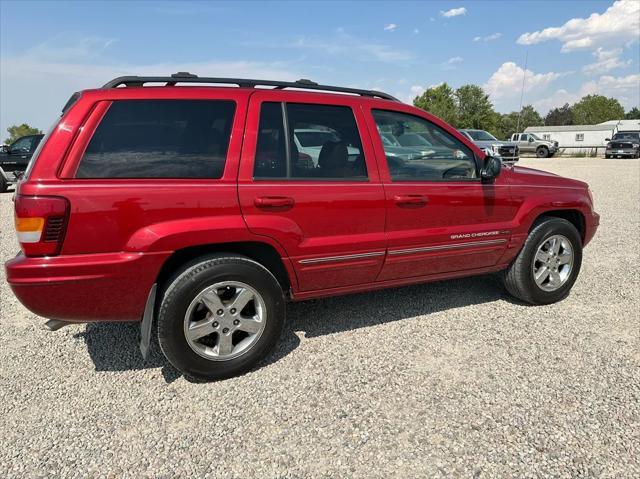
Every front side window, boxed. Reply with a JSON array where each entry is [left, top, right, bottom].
[[520, 134, 529, 141], [254, 102, 367, 180], [372, 109, 477, 181], [77, 100, 235, 178]]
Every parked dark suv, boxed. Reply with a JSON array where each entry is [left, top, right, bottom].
[[5, 73, 599, 380], [0, 134, 44, 192]]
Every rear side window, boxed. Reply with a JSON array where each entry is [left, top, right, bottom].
[[77, 100, 235, 178], [253, 102, 367, 180]]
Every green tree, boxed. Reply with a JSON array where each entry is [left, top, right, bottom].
[[625, 107, 640, 120], [572, 95, 624, 125], [493, 105, 543, 140], [545, 103, 573, 126], [4, 124, 43, 145], [413, 83, 458, 126], [455, 84, 496, 130]]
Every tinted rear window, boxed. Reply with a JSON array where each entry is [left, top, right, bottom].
[[77, 100, 235, 178]]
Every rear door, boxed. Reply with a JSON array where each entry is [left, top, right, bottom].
[[516, 133, 533, 153], [238, 91, 386, 292]]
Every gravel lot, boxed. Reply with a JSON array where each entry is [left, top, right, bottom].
[[1, 158, 638, 478]]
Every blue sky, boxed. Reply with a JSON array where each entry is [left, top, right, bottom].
[[1, 0, 639, 135]]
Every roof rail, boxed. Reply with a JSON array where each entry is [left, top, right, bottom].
[[102, 72, 399, 101]]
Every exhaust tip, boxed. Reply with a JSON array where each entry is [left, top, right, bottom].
[[44, 319, 73, 331]]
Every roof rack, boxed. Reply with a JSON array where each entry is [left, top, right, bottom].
[[102, 72, 399, 101]]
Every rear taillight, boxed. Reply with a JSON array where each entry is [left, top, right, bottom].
[[14, 195, 69, 257]]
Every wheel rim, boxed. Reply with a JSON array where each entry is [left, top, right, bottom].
[[532, 234, 574, 292], [183, 281, 267, 361]]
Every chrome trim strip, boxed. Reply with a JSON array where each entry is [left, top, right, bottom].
[[388, 239, 507, 256], [299, 251, 385, 265]]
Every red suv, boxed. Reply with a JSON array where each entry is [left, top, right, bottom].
[[5, 73, 599, 380]]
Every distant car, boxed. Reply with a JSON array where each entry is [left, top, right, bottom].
[[510, 133, 558, 158], [604, 131, 640, 159], [458, 129, 519, 163], [0, 134, 44, 192]]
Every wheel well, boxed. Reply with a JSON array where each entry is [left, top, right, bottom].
[[155, 242, 292, 293], [532, 210, 586, 242]]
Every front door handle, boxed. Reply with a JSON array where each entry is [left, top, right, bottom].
[[254, 196, 295, 208], [394, 194, 428, 207]]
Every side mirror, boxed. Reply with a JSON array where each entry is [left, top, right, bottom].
[[481, 155, 502, 183], [605, 138, 610, 141], [528, 138, 534, 142]]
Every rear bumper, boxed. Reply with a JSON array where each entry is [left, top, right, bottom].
[[5, 251, 170, 322]]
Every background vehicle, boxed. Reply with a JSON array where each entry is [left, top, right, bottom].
[[604, 131, 640, 159], [511, 132, 558, 158], [0, 134, 44, 192], [4, 73, 599, 381], [459, 129, 519, 163]]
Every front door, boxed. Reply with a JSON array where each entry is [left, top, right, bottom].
[[238, 91, 386, 292], [363, 105, 517, 281]]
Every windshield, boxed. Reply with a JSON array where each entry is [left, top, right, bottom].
[[612, 132, 640, 141], [397, 133, 432, 147], [295, 130, 339, 147], [381, 132, 401, 147], [465, 130, 497, 141], [530, 133, 542, 140]]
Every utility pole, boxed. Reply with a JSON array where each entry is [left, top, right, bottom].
[[516, 50, 528, 133]]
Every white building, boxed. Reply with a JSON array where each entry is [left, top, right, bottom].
[[526, 119, 640, 155]]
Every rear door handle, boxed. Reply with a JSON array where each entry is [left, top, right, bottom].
[[254, 196, 295, 208], [394, 194, 428, 207]]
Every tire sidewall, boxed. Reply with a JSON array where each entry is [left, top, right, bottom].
[[158, 257, 285, 380], [519, 219, 583, 304], [537, 146, 549, 158]]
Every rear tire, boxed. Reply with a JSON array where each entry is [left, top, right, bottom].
[[536, 146, 549, 158], [0, 176, 7, 193], [157, 254, 286, 381], [502, 217, 582, 305]]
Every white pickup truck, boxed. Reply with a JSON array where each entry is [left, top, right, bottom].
[[510, 133, 558, 158]]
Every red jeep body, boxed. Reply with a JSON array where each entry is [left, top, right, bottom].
[[5, 80, 599, 324]]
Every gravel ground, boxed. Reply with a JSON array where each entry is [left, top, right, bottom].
[[1, 157, 638, 478]]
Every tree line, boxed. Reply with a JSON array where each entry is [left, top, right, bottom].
[[413, 83, 640, 140]]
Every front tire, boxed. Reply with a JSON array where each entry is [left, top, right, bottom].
[[502, 217, 582, 305], [157, 254, 286, 381], [536, 146, 549, 158]]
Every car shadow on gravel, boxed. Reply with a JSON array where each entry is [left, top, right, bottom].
[[77, 273, 512, 382], [74, 323, 182, 383]]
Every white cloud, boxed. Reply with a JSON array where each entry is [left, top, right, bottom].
[[442, 56, 463, 70], [533, 73, 640, 112], [582, 47, 632, 74], [25, 34, 118, 61], [473, 32, 502, 43], [384, 23, 397, 32], [441, 7, 467, 18], [484, 62, 564, 100], [248, 32, 413, 63], [517, 0, 640, 52]]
